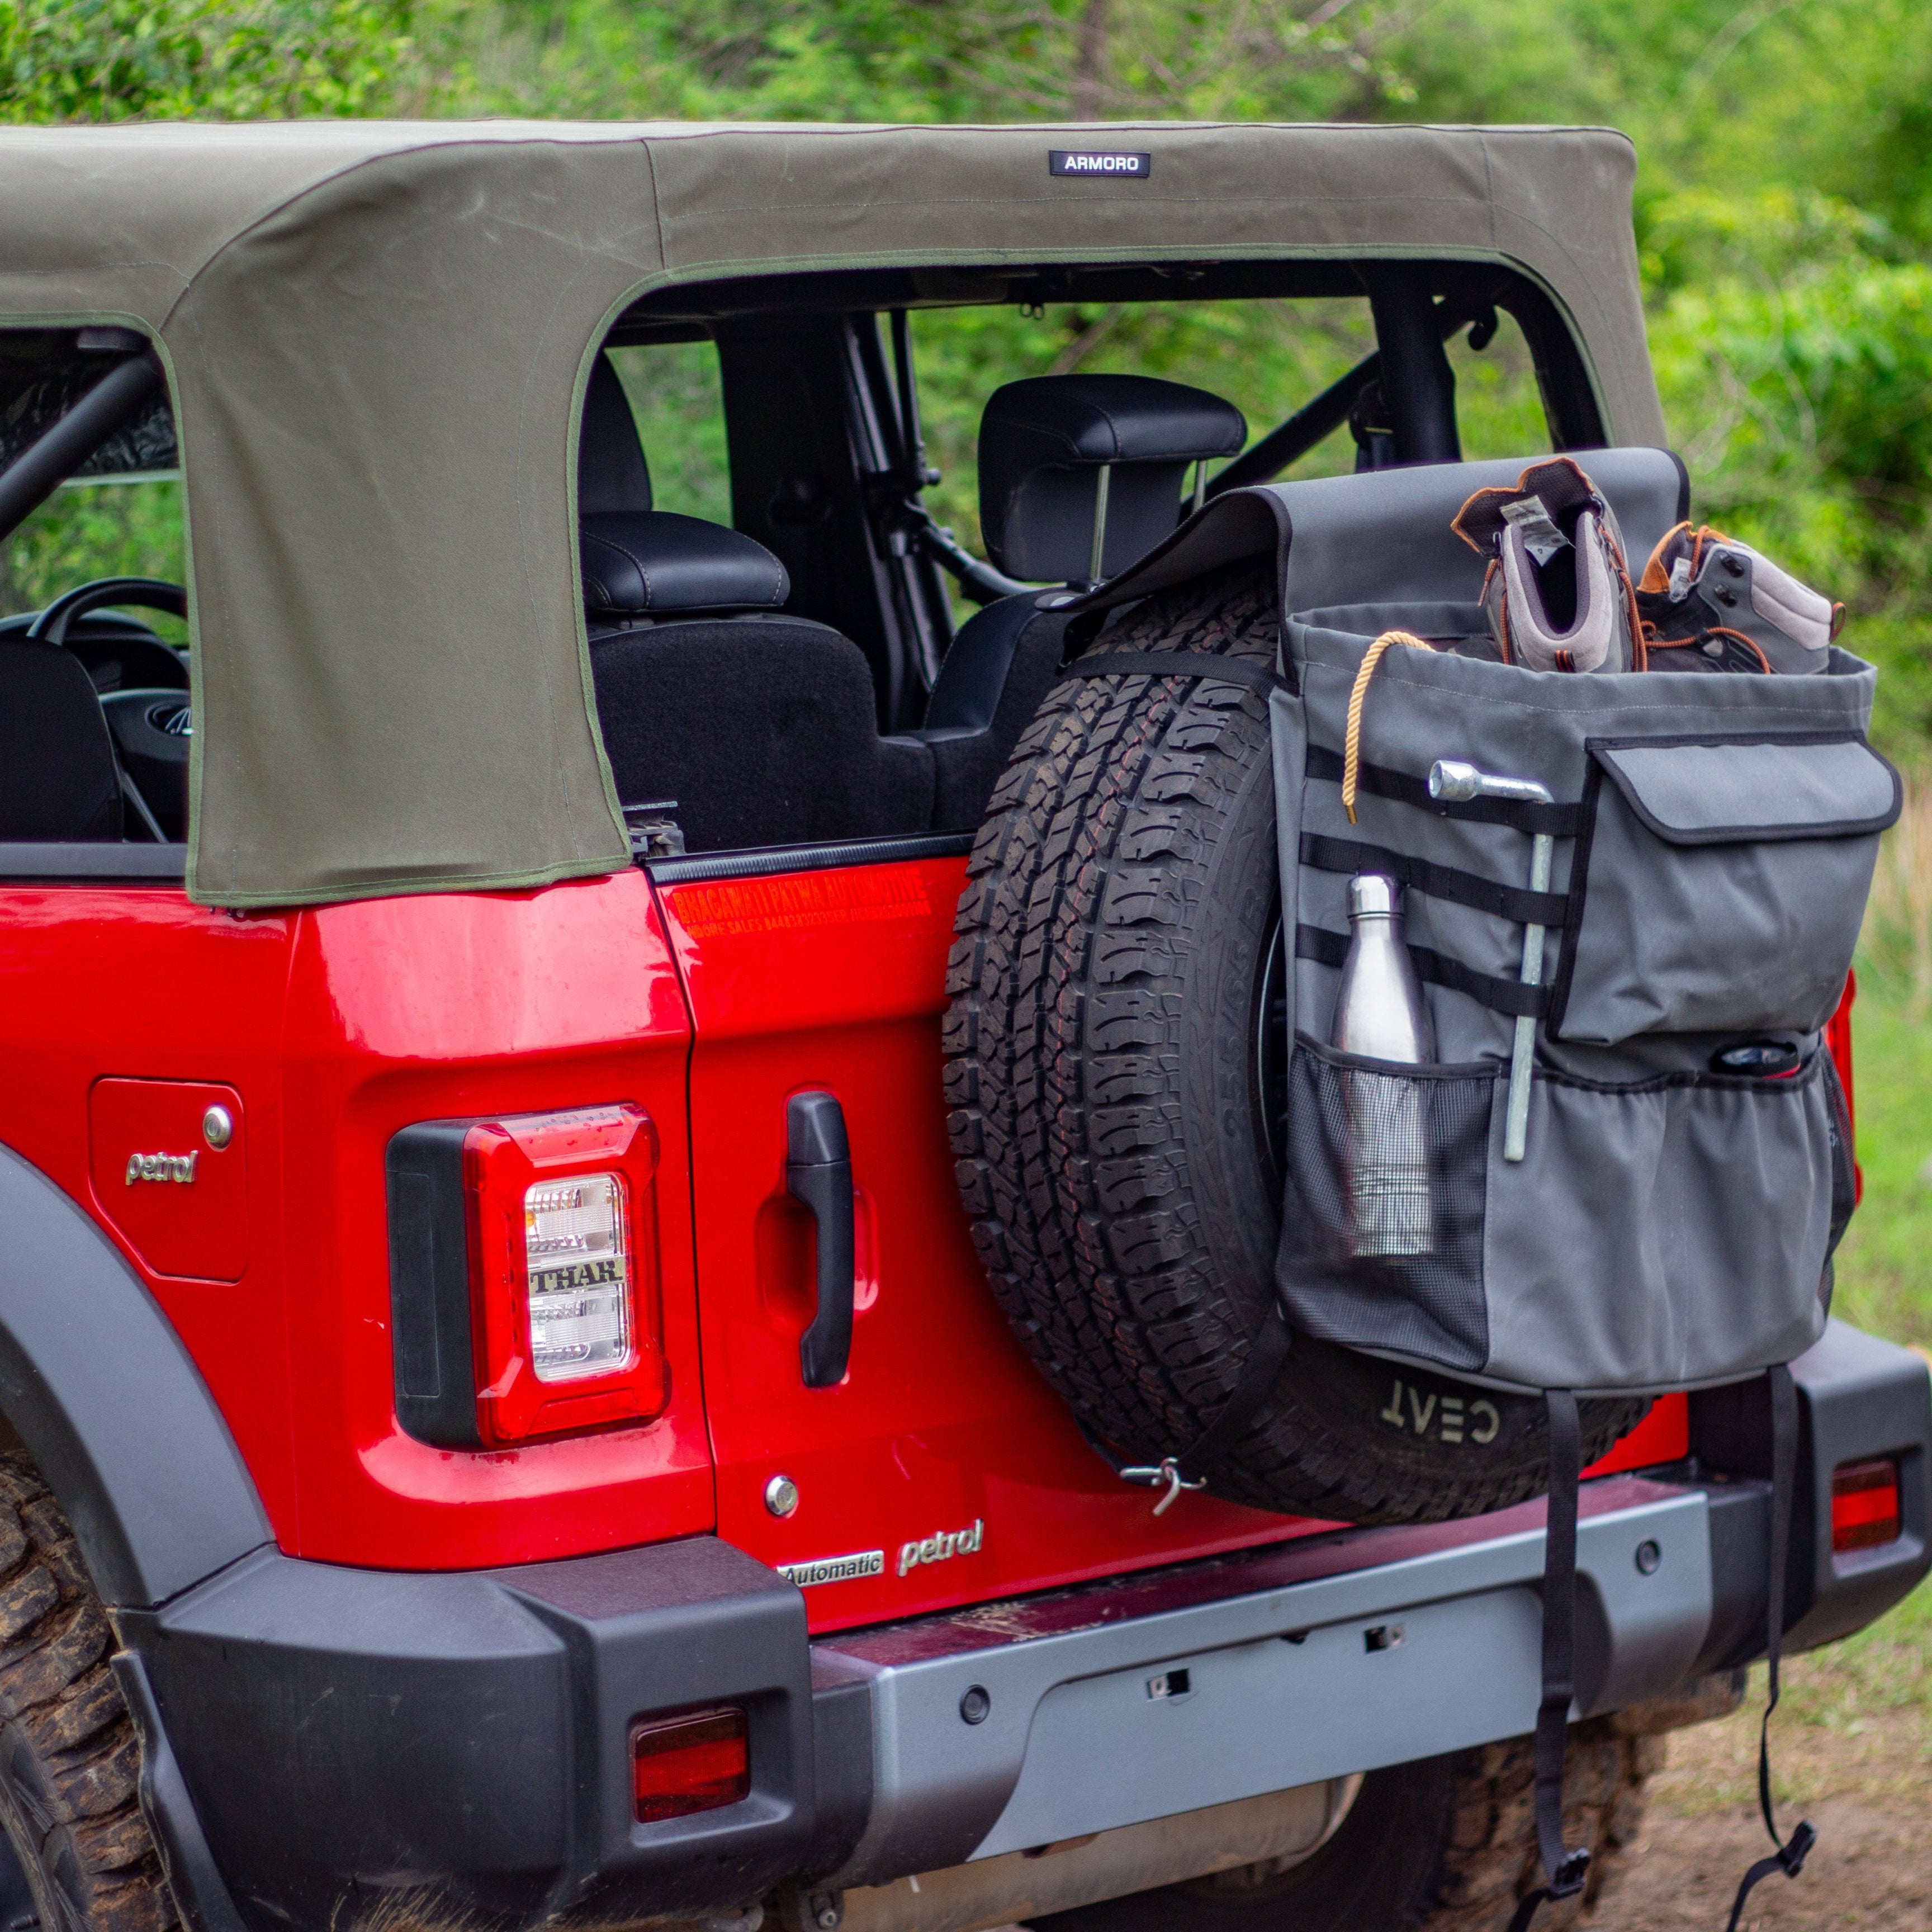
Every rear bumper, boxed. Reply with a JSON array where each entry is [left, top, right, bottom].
[[121, 1323, 1931, 1932], [815, 1474, 1712, 1887]]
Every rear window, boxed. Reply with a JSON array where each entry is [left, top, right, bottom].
[[909, 294, 1552, 557]]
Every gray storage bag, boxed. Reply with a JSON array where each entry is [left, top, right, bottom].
[[1261, 455, 1895, 1932], [1080, 449, 1897, 1930], [1277, 609, 1890, 1396]]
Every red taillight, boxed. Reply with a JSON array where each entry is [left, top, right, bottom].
[[1826, 976, 1862, 1206], [632, 1708, 750, 1823], [1831, 1458, 1901, 1554], [465, 1104, 669, 1445]]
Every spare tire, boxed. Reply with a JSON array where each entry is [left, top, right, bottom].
[[943, 560, 1647, 1524]]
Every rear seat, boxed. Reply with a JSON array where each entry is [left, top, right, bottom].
[[577, 357, 933, 853], [577, 357, 1247, 850]]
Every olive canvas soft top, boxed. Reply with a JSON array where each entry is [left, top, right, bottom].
[[0, 120, 1663, 905]]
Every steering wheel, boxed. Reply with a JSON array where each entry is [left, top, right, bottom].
[[26, 576, 187, 648], [23, 577, 188, 693]]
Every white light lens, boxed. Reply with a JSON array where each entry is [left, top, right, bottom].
[[524, 1172, 631, 1382]]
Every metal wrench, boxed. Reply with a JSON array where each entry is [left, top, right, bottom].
[[1428, 760, 1555, 1163]]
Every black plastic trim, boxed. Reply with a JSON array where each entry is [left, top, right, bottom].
[[805, 1655, 875, 1880], [1692, 1478, 1776, 1675], [647, 832, 972, 886], [112, 1650, 253, 1932], [1692, 1323, 1931, 1669], [0, 1142, 269, 1608], [788, 1093, 855, 1391], [385, 1121, 485, 1448], [120, 1534, 825, 1932]]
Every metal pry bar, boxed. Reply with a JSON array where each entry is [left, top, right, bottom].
[[1428, 760, 1556, 1163]]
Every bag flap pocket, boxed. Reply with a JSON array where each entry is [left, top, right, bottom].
[[1591, 735, 1901, 846]]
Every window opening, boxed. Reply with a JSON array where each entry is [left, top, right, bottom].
[[1445, 306, 1551, 463], [603, 341, 730, 525], [0, 329, 190, 854], [1, 480, 186, 643], [908, 295, 1383, 563]]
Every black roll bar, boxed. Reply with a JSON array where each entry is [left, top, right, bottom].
[[1207, 293, 1497, 499], [1362, 268, 1461, 466], [0, 347, 165, 544]]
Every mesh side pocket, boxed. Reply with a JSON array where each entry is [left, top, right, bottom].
[[1277, 1040, 1497, 1373]]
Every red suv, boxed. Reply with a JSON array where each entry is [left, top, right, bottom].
[[0, 119, 1923, 1932]]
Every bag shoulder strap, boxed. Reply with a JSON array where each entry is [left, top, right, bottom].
[[1725, 1363, 1816, 1931], [1507, 1389, 1592, 1932]]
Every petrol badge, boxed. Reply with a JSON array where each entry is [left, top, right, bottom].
[[898, 1518, 984, 1578], [125, 1150, 198, 1186]]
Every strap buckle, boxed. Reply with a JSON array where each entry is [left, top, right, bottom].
[[1779, 1819, 1817, 1878], [1118, 1457, 1209, 1516], [1550, 1848, 1592, 1898], [1504, 1851, 1592, 1932]]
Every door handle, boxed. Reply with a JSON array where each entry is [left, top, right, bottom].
[[787, 1091, 854, 1388]]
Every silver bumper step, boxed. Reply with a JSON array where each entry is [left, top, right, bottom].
[[815, 1475, 1712, 1888]]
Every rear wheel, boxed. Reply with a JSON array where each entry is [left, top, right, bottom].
[[1026, 1720, 1661, 1932], [0, 1448, 174, 1932]]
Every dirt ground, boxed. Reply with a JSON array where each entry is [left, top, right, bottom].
[[1592, 1656, 1931, 1931]]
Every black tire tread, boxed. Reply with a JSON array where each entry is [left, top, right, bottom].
[[1415, 1720, 1661, 1930], [0, 1453, 174, 1932]]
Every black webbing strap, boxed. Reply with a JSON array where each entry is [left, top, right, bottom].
[[1300, 831, 1570, 928], [1059, 650, 1289, 699], [1305, 744, 1583, 837], [1725, 1365, 1816, 1932], [1296, 921, 1554, 1022], [1507, 1390, 1592, 1932]]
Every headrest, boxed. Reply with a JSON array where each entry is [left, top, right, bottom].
[[579, 355, 653, 516], [979, 374, 1247, 581], [581, 512, 790, 618]]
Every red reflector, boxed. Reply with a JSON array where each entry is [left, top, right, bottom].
[[1831, 1459, 1901, 1554], [632, 1708, 750, 1823]]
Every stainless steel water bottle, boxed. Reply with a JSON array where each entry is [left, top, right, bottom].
[[1332, 873, 1436, 1258]]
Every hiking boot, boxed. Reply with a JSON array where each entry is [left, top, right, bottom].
[[1636, 522, 1841, 674], [1452, 456, 1640, 674]]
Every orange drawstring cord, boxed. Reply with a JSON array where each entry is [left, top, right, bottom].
[[1342, 630, 1433, 824]]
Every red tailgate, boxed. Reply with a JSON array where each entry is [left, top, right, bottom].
[[657, 855, 1313, 1633]]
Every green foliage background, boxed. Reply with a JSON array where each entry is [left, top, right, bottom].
[[8, 0, 1932, 744]]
